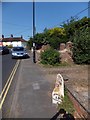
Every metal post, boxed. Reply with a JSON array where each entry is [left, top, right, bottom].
[[33, 0, 36, 63]]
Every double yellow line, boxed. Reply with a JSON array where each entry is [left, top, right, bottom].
[[0, 60, 20, 110]]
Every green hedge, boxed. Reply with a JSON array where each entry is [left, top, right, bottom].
[[40, 48, 60, 65]]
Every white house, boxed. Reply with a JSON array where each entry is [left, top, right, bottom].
[[2, 35, 27, 48]]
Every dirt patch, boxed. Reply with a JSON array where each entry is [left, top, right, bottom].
[[39, 64, 89, 112]]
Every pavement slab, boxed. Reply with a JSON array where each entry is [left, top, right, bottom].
[[9, 53, 57, 118]]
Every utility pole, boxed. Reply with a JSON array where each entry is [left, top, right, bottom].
[[33, 0, 36, 63]]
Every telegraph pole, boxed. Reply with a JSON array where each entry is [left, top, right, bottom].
[[33, 0, 36, 63]]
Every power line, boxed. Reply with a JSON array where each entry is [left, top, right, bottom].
[[4, 28, 31, 37], [1, 21, 31, 28], [50, 7, 89, 29], [13, 28, 31, 35], [2, 6, 89, 38], [73, 7, 89, 18]]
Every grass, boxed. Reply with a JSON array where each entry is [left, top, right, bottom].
[[39, 61, 72, 68], [58, 88, 75, 115]]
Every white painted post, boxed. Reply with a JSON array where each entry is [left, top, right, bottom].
[[57, 74, 64, 98], [52, 74, 64, 104]]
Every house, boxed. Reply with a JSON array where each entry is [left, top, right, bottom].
[[2, 35, 27, 48], [0, 38, 3, 46]]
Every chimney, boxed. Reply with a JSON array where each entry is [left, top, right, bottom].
[[21, 35, 23, 39], [2, 35, 4, 38], [11, 34, 13, 38]]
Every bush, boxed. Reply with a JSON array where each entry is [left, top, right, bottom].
[[72, 28, 90, 64], [40, 48, 60, 65]]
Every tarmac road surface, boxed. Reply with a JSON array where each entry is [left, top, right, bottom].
[[8, 52, 57, 118], [2, 54, 17, 88]]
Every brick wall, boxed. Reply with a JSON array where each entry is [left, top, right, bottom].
[[59, 41, 73, 64], [66, 87, 89, 119]]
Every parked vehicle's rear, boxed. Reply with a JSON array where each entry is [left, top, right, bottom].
[[0, 46, 9, 55]]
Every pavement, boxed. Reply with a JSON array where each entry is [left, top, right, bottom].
[[9, 51, 57, 118], [0, 56, 2, 119]]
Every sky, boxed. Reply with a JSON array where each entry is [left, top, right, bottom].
[[1, 1, 89, 40]]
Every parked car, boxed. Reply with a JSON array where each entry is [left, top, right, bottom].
[[0, 46, 9, 55], [11, 46, 28, 59]]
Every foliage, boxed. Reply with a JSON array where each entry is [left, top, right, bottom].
[[27, 16, 90, 65], [72, 27, 90, 64], [58, 88, 75, 114], [7, 45, 13, 48], [47, 27, 66, 37], [48, 37, 60, 50], [62, 16, 90, 64], [34, 33, 45, 49], [27, 27, 67, 50], [40, 48, 60, 65], [45, 27, 67, 49], [27, 37, 33, 49], [62, 17, 89, 41]]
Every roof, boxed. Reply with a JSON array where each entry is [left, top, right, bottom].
[[2, 37, 27, 42], [0, 38, 2, 41]]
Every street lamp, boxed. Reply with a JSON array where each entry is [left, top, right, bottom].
[[33, 0, 36, 63]]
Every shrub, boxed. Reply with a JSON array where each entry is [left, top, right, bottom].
[[72, 28, 90, 64], [40, 48, 60, 65]]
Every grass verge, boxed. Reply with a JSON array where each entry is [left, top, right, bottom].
[[58, 88, 75, 115]]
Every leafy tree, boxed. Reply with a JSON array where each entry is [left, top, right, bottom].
[[62, 16, 89, 41], [27, 16, 90, 65], [62, 17, 77, 41], [72, 27, 90, 64], [34, 33, 44, 49], [47, 27, 66, 37], [45, 27, 66, 49], [61, 16, 90, 64], [27, 33, 47, 50], [27, 37, 33, 49], [28, 27, 67, 50], [48, 37, 60, 49]]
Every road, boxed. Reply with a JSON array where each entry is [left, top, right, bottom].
[[2, 53, 17, 88], [3, 52, 57, 118], [0, 55, 2, 99], [1, 53, 20, 118]]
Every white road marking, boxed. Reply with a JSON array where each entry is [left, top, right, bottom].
[[0, 60, 20, 110], [32, 83, 40, 90]]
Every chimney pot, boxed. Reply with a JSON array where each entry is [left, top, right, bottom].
[[21, 35, 23, 39], [11, 34, 13, 38], [2, 35, 4, 38]]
